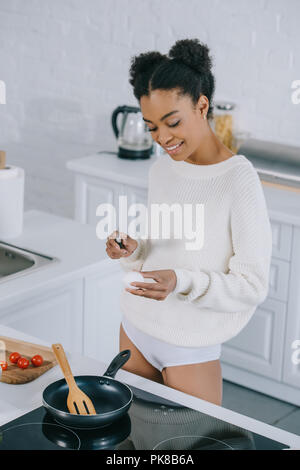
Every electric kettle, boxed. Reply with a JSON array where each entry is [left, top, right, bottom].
[[111, 105, 154, 159]]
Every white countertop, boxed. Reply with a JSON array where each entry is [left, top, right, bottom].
[[0, 210, 113, 302], [1, 325, 300, 449], [67, 152, 300, 227], [66, 152, 156, 189]]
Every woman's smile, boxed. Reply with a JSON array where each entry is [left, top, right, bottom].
[[164, 140, 184, 154]]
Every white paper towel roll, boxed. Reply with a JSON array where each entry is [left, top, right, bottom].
[[0, 166, 25, 238]]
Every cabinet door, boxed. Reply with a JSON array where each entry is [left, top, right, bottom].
[[74, 174, 125, 227], [83, 263, 124, 364], [268, 258, 290, 302], [282, 226, 300, 388], [122, 184, 148, 238], [270, 220, 293, 261], [221, 298, 286, 380], [0, 279, 84, 354], [123, 184, 148, 208]]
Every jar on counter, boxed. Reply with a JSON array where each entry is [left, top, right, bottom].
[[212, 101, 236, 152]]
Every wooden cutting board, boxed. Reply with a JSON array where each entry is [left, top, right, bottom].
[[0, 336, 57, 385]]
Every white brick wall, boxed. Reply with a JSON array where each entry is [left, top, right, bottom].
[[0, 0, 299, 218]]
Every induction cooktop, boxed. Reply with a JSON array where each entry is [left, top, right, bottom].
[[0, 383, 290, 450]]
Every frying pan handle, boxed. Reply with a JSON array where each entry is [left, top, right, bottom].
[[103, 349, 131, 378]]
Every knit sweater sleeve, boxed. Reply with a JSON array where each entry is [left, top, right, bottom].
[[173, 166, 273, 312], [119, 238, 148, 272]]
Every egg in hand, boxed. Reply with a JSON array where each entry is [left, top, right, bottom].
[[122, 271, 157, 290]]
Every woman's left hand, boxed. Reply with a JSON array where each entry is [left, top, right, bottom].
[[125, 269, 177, 301]]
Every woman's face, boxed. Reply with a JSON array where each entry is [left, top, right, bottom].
[[140, 88, 209, 162]]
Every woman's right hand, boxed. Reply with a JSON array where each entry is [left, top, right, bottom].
[[106, 231, 138, 259]]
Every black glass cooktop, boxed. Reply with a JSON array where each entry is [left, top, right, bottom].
[[0, 384, 290, 450]]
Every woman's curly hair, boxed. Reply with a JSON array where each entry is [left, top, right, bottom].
[[129, 38, 215, 120]]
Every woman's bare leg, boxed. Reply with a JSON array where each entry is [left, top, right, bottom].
[[161, 360, 223, 406], [119, 323, 164, 385]]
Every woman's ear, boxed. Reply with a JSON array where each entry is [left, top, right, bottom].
[[197, 95, 209, 117]]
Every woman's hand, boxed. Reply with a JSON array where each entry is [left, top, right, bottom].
[[106, 231, 138, 259], [125, 269, 177, 301]]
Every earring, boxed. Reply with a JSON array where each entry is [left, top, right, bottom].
[[203, 114, 207, 121]]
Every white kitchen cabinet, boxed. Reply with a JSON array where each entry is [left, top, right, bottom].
[[0, 279, 84, 354], [73, 173, 149, 232], [221, 221, 300, 405], [0, 264, 125, 362], [74, 174, 125, 226], [123, 183, 148, 208], [83, 263, 124, 364], [270, 221, 293, 261], [221, 220, 291, 381], [282, 226, 300, 389], [221, 297, 286, 381], [220, 220, 293, 382], [67, 153, 300, 406], [267, 257, 291, 302]]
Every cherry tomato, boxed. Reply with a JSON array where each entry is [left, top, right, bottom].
[[31, 355, 44, 367], [17, 357, 30, 369], [0, 361, 8, 371], [9, 352, 21, 364]]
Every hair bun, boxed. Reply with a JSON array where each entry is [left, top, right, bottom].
[[129, 51, 167, 87], [168, 38, 212, 74]]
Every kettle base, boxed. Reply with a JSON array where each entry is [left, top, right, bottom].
[[118, 147, 152, 160]]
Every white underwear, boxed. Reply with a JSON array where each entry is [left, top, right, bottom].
[[121, 315, 222, 373]]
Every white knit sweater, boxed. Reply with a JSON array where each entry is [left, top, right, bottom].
[[119, 153, 273, 347]]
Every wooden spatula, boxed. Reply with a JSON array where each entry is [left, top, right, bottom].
[[52, 343, 97, 415]]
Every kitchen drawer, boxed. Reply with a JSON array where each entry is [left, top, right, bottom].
[[270, 220, 293, 261], [268, 258, 290, 302], [221, 298, 286, 380]]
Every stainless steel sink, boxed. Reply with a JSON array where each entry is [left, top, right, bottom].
[[0, 241, 58, 283]]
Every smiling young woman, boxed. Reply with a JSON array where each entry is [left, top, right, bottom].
[[131, 38, 234, 167], [115, 38, 272, 407]]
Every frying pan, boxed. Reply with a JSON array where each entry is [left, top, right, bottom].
[[42, 349, 132, 429]]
